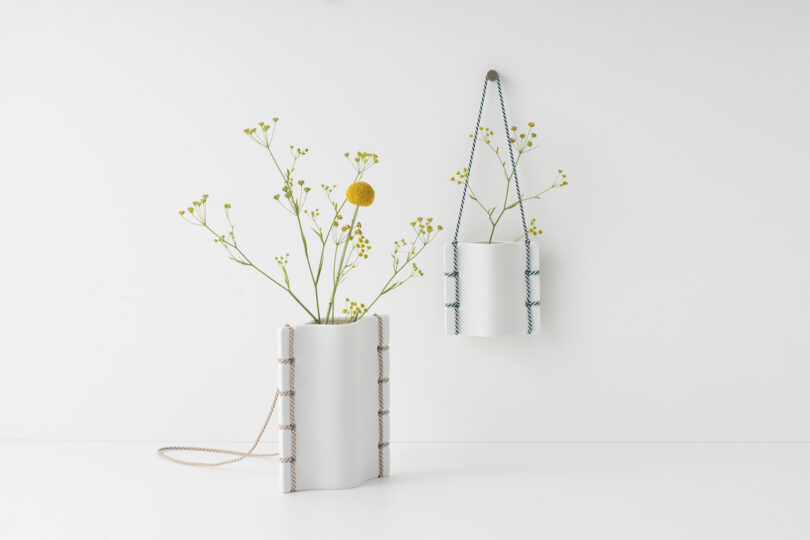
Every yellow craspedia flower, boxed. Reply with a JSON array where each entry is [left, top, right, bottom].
[[346, 181, 375, 206]]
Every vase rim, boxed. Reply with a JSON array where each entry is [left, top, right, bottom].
[[453, 240, 534, 246], [291, 315, 386, 328]]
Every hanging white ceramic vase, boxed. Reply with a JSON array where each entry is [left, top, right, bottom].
[[276, 314, 390, 492], [444, 72, 541, 337], [444, 241, 539, 337]]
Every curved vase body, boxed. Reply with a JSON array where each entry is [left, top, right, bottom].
[[277, 315, 390, 492], [444, 241, 540, 336]]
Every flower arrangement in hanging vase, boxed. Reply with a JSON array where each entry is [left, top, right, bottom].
[[177, 119, 441, 492], [446, 77, 569, 337]]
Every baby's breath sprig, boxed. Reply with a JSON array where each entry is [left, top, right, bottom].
[[180, 120, 442, 324], [359, 217, 442, 316], [451, 121, 568, 243], [179, 194, 317, 321]]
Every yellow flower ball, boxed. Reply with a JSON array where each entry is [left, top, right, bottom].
[[346, 181, 375, 207]]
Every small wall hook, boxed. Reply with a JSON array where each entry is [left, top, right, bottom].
[[486, 70, 499, 81]]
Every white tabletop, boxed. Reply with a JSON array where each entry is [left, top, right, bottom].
[[1, 441, 808, 539]]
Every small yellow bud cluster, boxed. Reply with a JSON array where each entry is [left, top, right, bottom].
[[244, 118, 279, 136], [392, 237, 408, 256], [341, 298, 367, 320], [345, 150, 380, 175], [353, 230, 371, 259], [410, 216, 440, 237], [450, 167, 469, 185], [526, 218, 542, 237], [274, 253, 290, 267], [505, 122, 538, 148], [354, 151, 379, 164], [553, 169, 569, 188], [470, 126, 497, 144], [179, 194, 211, 223]]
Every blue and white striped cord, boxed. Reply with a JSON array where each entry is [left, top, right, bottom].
[[496, 78, 536, 333], [446, 75, 537, 335]]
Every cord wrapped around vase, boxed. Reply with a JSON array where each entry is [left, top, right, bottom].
[[277, 314, 390, 492]]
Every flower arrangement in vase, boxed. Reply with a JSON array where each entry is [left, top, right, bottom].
[[178, 118, 441, 492], [180, 118, 441, 324], [445, 122, 569, 337]]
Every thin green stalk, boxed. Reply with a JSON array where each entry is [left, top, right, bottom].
[[315, 199, 346, 282], [293, 205, 321, 320], [487, 184, 555, 243], [363, 238, 429, 315], [200, 223, 318, 321], [486, 144, 525, 243], [260, 142, 322, 320], [327, 205, 359, 323]]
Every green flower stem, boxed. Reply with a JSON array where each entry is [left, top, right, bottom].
[[465, 182, 496, 227], [326, 204, 359, 323], [504, 185, 556, 211], [487, 184, 557, 242], [293, 202, 321, 320], [314, 199, 347, 296], [259, 141, 323, 321], [362, 235, 429, 316], [485, 143, 526, 243], [200, 222, 318, 322]]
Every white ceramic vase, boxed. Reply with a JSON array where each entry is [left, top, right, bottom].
[[444, 241, 540, 337], [276, 315, 390, 492]]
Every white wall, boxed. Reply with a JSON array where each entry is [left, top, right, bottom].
[[2, 0, 809, 443]]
